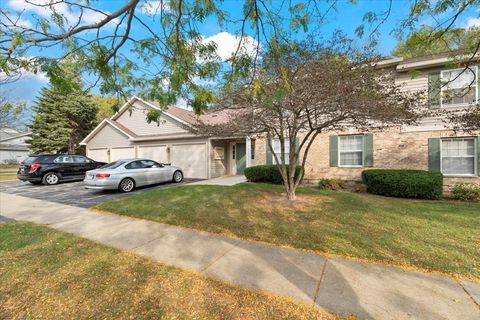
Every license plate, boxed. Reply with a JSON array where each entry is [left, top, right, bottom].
[[88, 174, 95, 179]]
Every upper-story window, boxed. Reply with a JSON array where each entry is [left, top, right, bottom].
[[440, 66, 478, 107]]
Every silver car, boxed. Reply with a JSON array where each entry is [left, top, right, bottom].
[[84, 159, 183, 192]]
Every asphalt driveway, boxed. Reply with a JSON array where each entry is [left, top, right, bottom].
[[0, 179, 199, 208]]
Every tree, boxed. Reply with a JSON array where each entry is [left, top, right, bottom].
[[28, 61, 98, 154], [94, 95, 121, 121], [393, 26, 477, 58], [193, 41, 423, 200], [0, 95, 26, 128]]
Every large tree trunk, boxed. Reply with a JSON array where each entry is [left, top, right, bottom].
[[285, 184, 297, 200]]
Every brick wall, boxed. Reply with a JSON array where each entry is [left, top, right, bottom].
[[253, 129, 480, 187]]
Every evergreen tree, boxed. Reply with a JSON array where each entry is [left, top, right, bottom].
[[28, 61, 98, 154]]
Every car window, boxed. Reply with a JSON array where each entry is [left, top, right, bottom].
[[99, 161, 125, 169], [73, 155, 87, 163], [140, 160, 160, 168], [125, 161, 144, 169], [54, 155, 74, 163], [23, 156, 39, 164]]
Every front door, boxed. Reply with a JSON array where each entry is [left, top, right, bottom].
[[236, 143, 246, 174]]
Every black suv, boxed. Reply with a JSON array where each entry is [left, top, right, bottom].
[[17, 155, 106, 185]]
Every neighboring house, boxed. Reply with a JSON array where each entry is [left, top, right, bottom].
[[82, 53, 479, 186], [0, 127, 31, 164]]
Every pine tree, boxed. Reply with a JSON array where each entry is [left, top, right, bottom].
[[28, 60, 99, 154]]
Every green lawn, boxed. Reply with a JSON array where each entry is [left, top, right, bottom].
[[0, 222, 338, 320], [98, 183, 480, 279]]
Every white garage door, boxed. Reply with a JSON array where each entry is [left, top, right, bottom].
[[88, 148, 109, 163], [110, 147, 135, 161], [137, 145, 168, 163], [172, 143, 207, 179]]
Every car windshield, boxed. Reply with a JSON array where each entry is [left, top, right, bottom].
[[99, 161, 125, 169]]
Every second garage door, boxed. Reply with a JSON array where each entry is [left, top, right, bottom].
[[137, 145, 169, 163], [171, 143, 207, 179], [110, 147, 135, 161]]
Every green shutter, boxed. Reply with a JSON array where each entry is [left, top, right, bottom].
[[477, 137, 480, 176], [363, 133, 374, 167], [428, 72, 441, 109], [266, 139, 272, 165], [428, 138, 441, 172], [329, 135, 338, 167]]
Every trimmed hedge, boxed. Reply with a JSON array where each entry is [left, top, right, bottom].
[[244, 165, 303, 184], [362, 169, 443, 200]]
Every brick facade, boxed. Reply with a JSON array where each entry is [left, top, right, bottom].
[[253, 129, 480, 188]]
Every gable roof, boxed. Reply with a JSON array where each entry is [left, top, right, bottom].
[[79, 118, 135, 145], [81, 96, 235, 145], [376, 50, 480, 72]]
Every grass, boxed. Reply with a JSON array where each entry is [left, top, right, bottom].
[[0, 173, 17, 181], [0, 222, 340, 320], [97, 183, 480, 279]]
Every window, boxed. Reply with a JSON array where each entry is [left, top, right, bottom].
[[441, 67, 478, 107], [272, 139, 290, 164], [73, 155, 87, 163], [441, 138, 476, 176], [125, 161, 143, 169], [54, 155, 73, 163], [140, 160, 160, 168], [339, 135, 364, 167], [100, 161, 126, 169]]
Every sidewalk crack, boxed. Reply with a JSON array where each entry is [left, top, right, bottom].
[[199, 239, 242, 272], [456, 279, 480, 310], [313, 258, 329, 304]]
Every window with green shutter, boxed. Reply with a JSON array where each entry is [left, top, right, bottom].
[[363, 133, 374, 167]]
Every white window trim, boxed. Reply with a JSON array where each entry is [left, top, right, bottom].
[[271, 138, 290, 164], [338, 135, 364, 168], [440, 66, 478, 109], [440, 137, 477, 177]]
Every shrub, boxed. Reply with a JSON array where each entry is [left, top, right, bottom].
[[318, 178, 345, 191], [451, 183, 480, 202], [362, 169, 443, 200], [244, 165, 303, 184]]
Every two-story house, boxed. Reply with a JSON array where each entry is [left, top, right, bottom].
[[81, 52, 479, 188]]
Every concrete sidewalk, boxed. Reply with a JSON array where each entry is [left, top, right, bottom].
[[1, 192, 479, 320], [188, 175, 247, 186]]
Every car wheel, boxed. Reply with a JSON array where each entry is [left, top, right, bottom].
[[29, 181, 42, 185], [42, 172, 60, 185], [119, 178, 135, 193], [172, 170, 183, 183]]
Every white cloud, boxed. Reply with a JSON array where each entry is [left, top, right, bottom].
[[140, 1, 169, 14], [466, 17, 480, 28], [201, 32, 259, 61], [7, 0, 115, 27], [0, 69, 48, 83]]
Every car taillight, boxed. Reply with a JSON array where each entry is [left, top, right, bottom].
[[29, 163, 41, 173], [95, 173, 111, 178]]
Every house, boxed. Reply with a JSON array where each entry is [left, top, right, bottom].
[[0, 128, 31, 164], [81, 53, 479, 186], [80, 98, 254, 179]]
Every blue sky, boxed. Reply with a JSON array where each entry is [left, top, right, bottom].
[[1, 0, 479, 110]]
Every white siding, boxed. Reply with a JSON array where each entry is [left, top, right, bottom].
[[87, 124, 131, 149], [116, 102, 188, 136]]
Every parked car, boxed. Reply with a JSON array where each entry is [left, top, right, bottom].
[[17, 154, 106, 185], [84, 159, 183, 192]]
